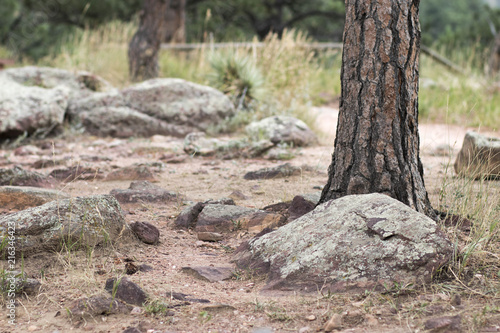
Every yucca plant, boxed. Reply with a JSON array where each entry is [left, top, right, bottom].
[[207, 50, 265, 109]]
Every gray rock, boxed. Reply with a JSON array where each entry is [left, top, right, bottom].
[[196, 204, 284, 233], [197, 232, 223, 242], [122, 78, 234, 132], [288, 192, 321, 222], [1, 66, 113, 96], [0, 186, 69, 210], [0, 76, 68, 140], [244, 163, 302, 180], [234, 193, 453, 293], [68, 295, 132, 319], [184, 132, 273, 159], [105, 165, 156, 182], [78, 106, 193, 138], [69, 78, 234, 136], [110, 180, 180, 204], [0, 271, 41, 295], [201, 304, 236, 313], [174, 198, 235, 229], [424, 315, 461, 332], [0, 195, 134, 257], [104, 277, 147, 306], [181, 266, 234, 282], [454, 131, 500, 179], [246, 116, 318, 147], [130, 221, 160, 245], [0, 166, 56, 188]]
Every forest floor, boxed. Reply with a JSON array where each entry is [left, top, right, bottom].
[[1, 107, 500, 333]]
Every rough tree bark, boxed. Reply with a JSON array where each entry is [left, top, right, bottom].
[[319, 0, 436, 219], [128, 0, 170, 82], [488, 31, 500, 76], [164, 0, 186, 43]]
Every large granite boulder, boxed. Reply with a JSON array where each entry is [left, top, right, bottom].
[[77, 106, 192, 138], [0, 195, 134, 257], [0, 76, 68, 140], [454, 131, 500, 179], [68, 78, 235, 137], [234, 193, 453, 294], [245, 116, 318, 147], [0, 66, 113, 140], [1, 66, 113, 97]]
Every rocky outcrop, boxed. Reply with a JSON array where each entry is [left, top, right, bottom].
[[0, 66, 113, 96], [0, 195, 134, 257], [234, 193, 453, 293], [69, 78, 235, 137], [0, 67, 114, 140], [78, 106, 193, 138], [0, 76, 68, 140], [110, 180, 180, 204], [246, 116, 318, 147], [454, 131, 500, 179]]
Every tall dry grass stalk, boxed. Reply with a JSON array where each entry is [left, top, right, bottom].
[[40, 21, 137, 87]]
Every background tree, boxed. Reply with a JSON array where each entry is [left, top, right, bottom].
[[128, 0, 170, 81], [164, 0, 186, 43], [318, 0, 436, 219]]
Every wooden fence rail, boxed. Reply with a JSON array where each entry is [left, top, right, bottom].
[[161, 42, 464, 74]]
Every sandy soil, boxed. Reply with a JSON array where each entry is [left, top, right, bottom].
[[0, 107, 499, 333]]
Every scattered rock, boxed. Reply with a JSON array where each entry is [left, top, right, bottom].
[[246, 116, 318, 147], [125, 261, 139, 275], [174, 198, 235, 229], [424, 315, 461, 332], [0, 166, 55, 187], [0, 195, 134, 257], [165, 291, 210, 303], [0, 271, 41, 296], [49, 166, 103, 182], [104, 277, 147, 306], [122, 327, 141, 333], [196, 204, 284, 233], [160, 153, 187, 164], [68, 295, 131, 319], [183, 132, 274, 159], [454, 131, 500, 179], [110, 181, 180, 204], [264, 146, 295, 160], [251, 328, 274, 333], [181, 266, 234, 282], [323, 313, 342, 332], [243, 163, 302, 180], [287, 192, 321, 222], [0, 186, 69, 210], [105, 165, 156, 181], [233, 193, 453, 293], [451, 294, 462, 306], [197, 232, 223, 242], [139, 264, 153, 273], [229, 190, 250, 201], [78, 106, 192, 138], [130, 221, 160, 245]]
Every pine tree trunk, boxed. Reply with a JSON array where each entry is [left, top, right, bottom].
[[164, 0, 186, 43], [319, 0, 436, 219], [488, 32, 500, 76], [128, 0, 170, 82]]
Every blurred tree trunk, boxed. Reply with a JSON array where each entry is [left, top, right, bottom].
[[319, 0, 436, 219], [489, 32, 500, 75], [128, 0, 170, 82], [164, 0, 186, 43]]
